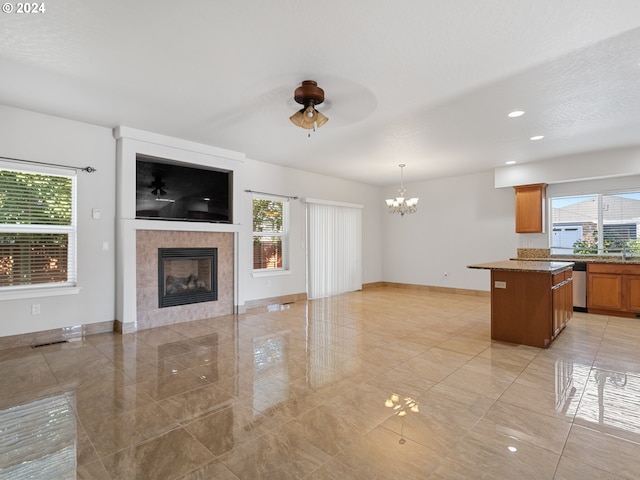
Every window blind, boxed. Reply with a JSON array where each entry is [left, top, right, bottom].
[[253, 195, 289, 270], [306, 200, 362, 299], [550, 192, 640, 255], [0, 168, 77, 289]]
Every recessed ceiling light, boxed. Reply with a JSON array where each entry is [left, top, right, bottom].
[[508, 111, 525, 118], [530, 135, 544, 141], [505, 160, 516, 165]]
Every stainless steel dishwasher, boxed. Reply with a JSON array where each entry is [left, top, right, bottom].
[[573, 262, 587, 312]]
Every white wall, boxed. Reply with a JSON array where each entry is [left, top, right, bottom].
[[494, 146, 640, 188], [382, 171, 517, 291], [0, 107, 383, 337], [240, 159, 382, 303], [0, 106, 116, 337]]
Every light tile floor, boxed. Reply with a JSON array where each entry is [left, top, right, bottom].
[[1, 287, 640, 479]]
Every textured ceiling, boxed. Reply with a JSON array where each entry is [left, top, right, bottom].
[[1, 1, 639, 185]]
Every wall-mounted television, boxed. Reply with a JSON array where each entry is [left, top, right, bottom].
[[136, 154, 233, 223]]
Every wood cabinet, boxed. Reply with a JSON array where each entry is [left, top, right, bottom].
[[514, 183, 547, 233], [490, 266, 572, 348], [552, 269, 573, 338], [587, 263, 640, 317]]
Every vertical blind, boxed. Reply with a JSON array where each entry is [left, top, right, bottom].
[[306, 199, 362, 299]]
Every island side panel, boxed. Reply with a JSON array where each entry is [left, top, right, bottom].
[[490, 270, 553, 348]]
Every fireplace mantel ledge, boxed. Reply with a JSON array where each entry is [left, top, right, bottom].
[[122, 218, 241, 234]]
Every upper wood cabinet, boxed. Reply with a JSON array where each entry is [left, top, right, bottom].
[[514, 183, 547, 233]]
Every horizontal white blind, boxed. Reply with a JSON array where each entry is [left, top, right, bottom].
[[253, 196, 289, 270], [551, 192, 640, 255], [0, 168, 77, 288], [307, 202, 362, 299]]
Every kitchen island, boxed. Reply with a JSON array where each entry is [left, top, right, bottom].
[[468, 260, 574, 348]]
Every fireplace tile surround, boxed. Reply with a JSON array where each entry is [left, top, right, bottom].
[[135, 230, 234, 331]]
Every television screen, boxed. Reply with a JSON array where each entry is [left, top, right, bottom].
[[136, 155, 232, 223]]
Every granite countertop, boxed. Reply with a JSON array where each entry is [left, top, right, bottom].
[[515, 249, 640, 264], [512, 256, 640, 265], [467, 260, 574, 273]]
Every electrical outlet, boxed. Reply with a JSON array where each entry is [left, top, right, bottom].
[[31, 304, 41, 315]]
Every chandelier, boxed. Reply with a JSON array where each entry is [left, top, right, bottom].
[[385, 164, 418, 217]]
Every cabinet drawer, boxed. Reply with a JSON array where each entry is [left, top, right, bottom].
[[553, 272, 564, 286], [553, 268, 573, 286], [588, 263, 640, 275]]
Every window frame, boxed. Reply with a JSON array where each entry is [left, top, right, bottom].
[[251, 194, 290, 275], [549, 189, 640, 256], [0, 162, 79, 297]]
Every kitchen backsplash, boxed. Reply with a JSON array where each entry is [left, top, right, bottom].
[[517, 248, 551, 259]]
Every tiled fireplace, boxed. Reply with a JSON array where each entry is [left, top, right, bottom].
[[136, 230, 234, 330], [115, 127, 245, 333]]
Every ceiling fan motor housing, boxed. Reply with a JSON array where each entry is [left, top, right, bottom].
[[294, 80, 325, 108]]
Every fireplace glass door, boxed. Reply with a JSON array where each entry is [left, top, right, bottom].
[[158, 248, 218, 307]]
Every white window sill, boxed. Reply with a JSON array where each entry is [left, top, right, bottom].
[[252, 269, 292, 278], [0, 286, 81, 301]]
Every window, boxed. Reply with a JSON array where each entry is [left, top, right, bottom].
[[550, 192, 640, 255], [0, 166, 77, 290], [252, 196, 288, 271]]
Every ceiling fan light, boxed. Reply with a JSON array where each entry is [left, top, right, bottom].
[[289, 110, 305, 127], [315, 111, 329, 128], [298, 114, 318, 130], [290, 80, 328, 134]]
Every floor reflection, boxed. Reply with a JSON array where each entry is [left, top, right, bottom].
[[575, 368, 640, 438], [253, 332, 290, 412], [0, 388, 76, 479], [1, 290, 640, 479]]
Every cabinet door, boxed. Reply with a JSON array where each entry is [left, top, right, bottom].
[[565, 279, 573, 324], [624, 275, 640, 313], [588, 273, 623, 310], [514, 184, 547, 233], [552, 286, 562, 337]]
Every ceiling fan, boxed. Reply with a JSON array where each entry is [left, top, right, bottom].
[[150, 176, 166, 196], [289, 80, 328, 136]]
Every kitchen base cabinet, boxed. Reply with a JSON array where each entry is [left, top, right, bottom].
[[626, 276, 640, 312], [552, 269, 573, 338], [468, 261, 573, 348], [587, 263, 640, 317]]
